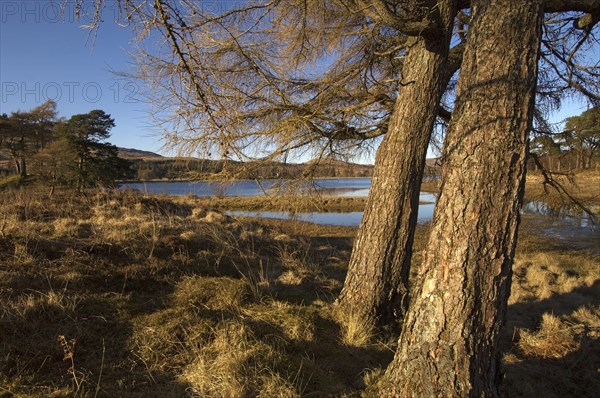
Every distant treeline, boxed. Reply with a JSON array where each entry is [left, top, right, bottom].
[[529, 106, 599, 172], [128, 158, 376, 181], [528, 152, 599, 172]]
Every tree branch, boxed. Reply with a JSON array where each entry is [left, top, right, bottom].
[[307, 119, 388, 141], [343, 0, 442, 39], [529, 152, 597, 224], [573, 11, 599, 30], [544, 0, 600, 13], [447, 41, 465, 78]]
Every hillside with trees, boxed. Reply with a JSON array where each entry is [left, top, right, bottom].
[[0, 102, 375, 184], [124, 157, 375, 181], [0, 101, 133, 191]]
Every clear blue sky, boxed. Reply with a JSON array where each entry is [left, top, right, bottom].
[[0, 1, 593, 160], [0, 0, 161, 153]]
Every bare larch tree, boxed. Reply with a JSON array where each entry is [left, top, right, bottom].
[[75, 0, 599, 395]]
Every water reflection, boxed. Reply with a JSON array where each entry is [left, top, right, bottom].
[[120, 180, 595, 237], [119, 178, 373, 197], [227, 197, 436, 227], [522, 200, 597, 230], [225, 211, 366, 227]]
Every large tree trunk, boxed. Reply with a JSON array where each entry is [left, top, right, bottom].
[[378, 0, 543, 396], [337, 0, 457, 329]]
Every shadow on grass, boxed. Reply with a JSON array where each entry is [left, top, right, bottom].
[[0, 240, 194, 396], [1, 214, 390, 397], [500, 280, 600, 398], [241, 314, 393, 395]]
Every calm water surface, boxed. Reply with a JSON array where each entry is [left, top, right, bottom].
[[119, 178, 373, 197], [227, 193, 437, 227], [119, 179, 435, 226], [120, 179, 597, 237]]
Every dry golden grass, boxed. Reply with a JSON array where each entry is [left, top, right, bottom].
[[572, 305, 600, 332], [0, 189, 390, 397], [526, 169, 600, 201], [0, 187, 597, 397], [499, 217, 600, 398], [180, 321, 298, 398], [335, 309, 376, 348], [189, 195, 369, 212], [518, 313, 581, 359]]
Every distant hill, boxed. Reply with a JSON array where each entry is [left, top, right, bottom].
[[116, 149, 448, 181], [120, 151, 376, 181], [118, 148, 163, 160], [2, 145, 439, 181]]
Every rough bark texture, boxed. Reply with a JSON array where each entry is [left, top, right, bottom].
[[379, 0, 543, 396], [337, 0, 457, 329]]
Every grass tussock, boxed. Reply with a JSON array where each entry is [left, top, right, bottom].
[[335, 309, 376, 348], [0, 189, 390, 397], [517, 313, 581, 359], [500, 222, 600, 398], [181, 321, 299, 397], [0, 187, 597, 397]]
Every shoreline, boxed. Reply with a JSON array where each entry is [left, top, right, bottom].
[[117, 176, 376, 184], [0, 188, 597, 396]]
